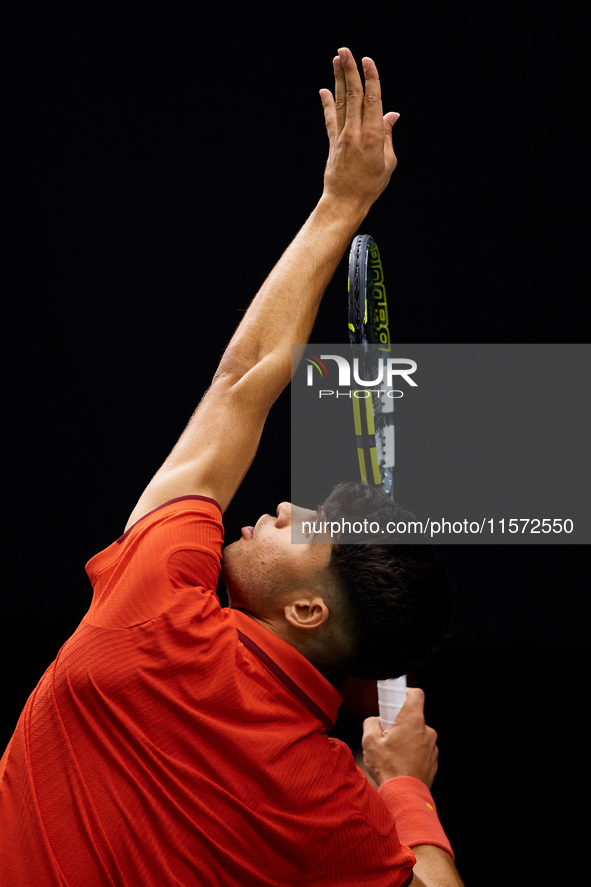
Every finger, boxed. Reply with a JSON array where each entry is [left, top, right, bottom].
[[337, 46, 364, 133], [396, 687, 426, 720], [333, 55, 346, 134], [319, 88, 337, 142], [383, 111, 400, 172], [361, 716, 383, 740], [360, 57, 384, 136]]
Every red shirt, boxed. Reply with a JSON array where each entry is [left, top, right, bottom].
[[1, 497, 421, 885]]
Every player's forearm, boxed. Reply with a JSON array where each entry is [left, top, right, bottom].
[[214, 193, 367, 405], [412, 845, 465, 887]]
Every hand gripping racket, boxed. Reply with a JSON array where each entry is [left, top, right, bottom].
[[347, 234, 406, 731]]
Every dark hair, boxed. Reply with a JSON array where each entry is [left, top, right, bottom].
[[321, 482, 454, 680]]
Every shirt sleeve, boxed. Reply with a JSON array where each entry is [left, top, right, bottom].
[[84, 496, 224, 629], [304, 810, 416, 886]]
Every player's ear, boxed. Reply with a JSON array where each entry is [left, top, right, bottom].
[[283, 595, 329, 630]]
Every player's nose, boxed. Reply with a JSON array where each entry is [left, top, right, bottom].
[[275, 502, 293, 528]]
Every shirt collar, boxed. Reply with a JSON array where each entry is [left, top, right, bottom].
[[232, 609, 342, 733]]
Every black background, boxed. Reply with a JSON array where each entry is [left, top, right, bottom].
[[5, 3, 589, 883]]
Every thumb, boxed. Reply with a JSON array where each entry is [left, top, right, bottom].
[[383, 112, 400, 168], [395, 686, 426, 721]]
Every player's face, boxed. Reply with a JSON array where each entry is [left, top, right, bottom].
[[221, 502, 333, 615]]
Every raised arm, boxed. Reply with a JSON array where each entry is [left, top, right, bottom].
[[125, 48, 399, 529]]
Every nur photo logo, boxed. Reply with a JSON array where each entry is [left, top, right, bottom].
[[304, 351, 418, 399], [298, 344, 419, 499]]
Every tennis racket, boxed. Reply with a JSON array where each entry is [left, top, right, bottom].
[[347, 234, 406, 731]]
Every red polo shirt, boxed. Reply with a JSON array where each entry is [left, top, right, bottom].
[[0, 496, 439, 885]]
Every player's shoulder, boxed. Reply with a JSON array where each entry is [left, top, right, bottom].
[[123, 492, 222, 535], [87, 495, 223, 583]]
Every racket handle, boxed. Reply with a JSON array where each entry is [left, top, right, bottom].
[[377, 676, 407, 730]]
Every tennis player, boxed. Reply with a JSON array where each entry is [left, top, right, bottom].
[[1, 48, 463, 885]]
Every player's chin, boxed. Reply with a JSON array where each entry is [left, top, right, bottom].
[[222, 530, 247, 552]]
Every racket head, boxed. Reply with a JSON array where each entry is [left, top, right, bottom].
[[348, 235, 390, 348], [347, 234, 394, 497]]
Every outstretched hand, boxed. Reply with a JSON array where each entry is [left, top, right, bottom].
[[320, 47, 399, 215], [362, 688, 439, 788]]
